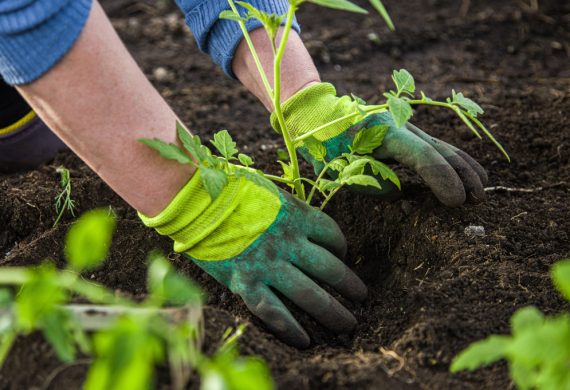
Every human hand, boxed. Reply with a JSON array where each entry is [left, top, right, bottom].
[[140, 168, 367, 348], [271, 83, 488, 207]]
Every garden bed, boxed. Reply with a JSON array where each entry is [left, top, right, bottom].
[[0, 0, 569, 388]]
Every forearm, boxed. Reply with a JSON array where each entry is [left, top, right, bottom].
[[232, 28, 320, 111], [16, 1, 194, 216]]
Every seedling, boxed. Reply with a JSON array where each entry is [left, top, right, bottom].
[[141, 0, 509, 210], [0, 209, 272, 390], [53, 166, 77, 226], [450, 259, 570, 390]]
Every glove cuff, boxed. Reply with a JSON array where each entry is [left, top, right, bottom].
[[139, 168, 281, 261], [270, 82, 358, 144]]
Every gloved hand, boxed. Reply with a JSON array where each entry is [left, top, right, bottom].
[[271, 83, 489, 207], [140, 168, 367, 348]]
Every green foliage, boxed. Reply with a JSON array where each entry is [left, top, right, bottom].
[[53, 166, 77, 227], [200, 325, 274, 390], [451, 259, 570, 390], [211, 129, 239, 160], [305, 0, 368, 14], [0, 211, 270, 390], [552, 259, 570, 302], [141, 123, 277, 200], [65, 208, 116, 272], [214, 0, 509, 209], [367, 0, 395, 30], [85, 316, 165, 390], [350, 124, 389, 154]]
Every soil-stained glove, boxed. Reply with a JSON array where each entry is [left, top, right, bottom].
[[271, 83, 489, 207], [139, 168, 367, 348]]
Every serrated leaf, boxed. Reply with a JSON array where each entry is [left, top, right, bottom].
[[387, 95, 413, 128], [368, 160, 401, 189], [211, 130, 238, 160], [303, 137, 327, 162], [368, 0, 395, 30], [450, 335, 510, 372], [318, 179, 342, 192], [343, 175, 382, 189], [200, 166, 228, 200], [392, 69, 415, 95], [511, 306, 545, 336], [234, 169, 278, 196], [307, 0, 368, 14], [328, 158, 348, 172], [339, 158, 369, 179], [351, 124, 389, 154], [177, 122, 212, 162], [238, 153, 254, 167], [552, 259, 570, 302], [452, 90, 484, 117], [219, 10, 247, 22], [139, 139, 192, 165], [65, 209, 116, 271]]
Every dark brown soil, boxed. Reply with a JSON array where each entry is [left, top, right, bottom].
[[1, 0, 569, 389]]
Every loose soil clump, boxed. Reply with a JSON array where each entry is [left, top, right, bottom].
[[1, 0, 569, 388]]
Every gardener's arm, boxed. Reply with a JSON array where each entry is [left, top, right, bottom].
[[179, 1, 489, 207], [0, 0, 365, 347]]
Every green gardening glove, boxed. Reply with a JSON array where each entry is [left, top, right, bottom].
[[140, 168, 367, 348], [271, 83, 489, 207]]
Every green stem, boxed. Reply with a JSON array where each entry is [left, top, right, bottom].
[[264, 174, 293, 185], [226, 0, 273, 98], [319, 186, 343, 210], [272, 5, 305, 200], [306, 161, 335, 205], [293, 105, 388, 143]]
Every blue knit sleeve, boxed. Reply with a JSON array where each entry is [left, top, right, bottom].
[[0, 0, 92, 85], [175, 0, 300, 78]]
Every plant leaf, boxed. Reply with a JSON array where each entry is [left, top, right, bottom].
[[452, 90, 484, 117], [219, 10, 248, 22], [307, 0, 368, 14], [147, 251, 203, 306], [211, 130, 238, 160], [65, 209, 116, 271], [139, 139, 192, 165], [552, 259, 570, 302], [343, 175, 382, 189], [368, 0, 395, 30], [387, 95, 413, 128], [303, 137, 327, 162], [392, 69, 415, 95], [234, 169, 278, 196], [511, 306, 545, 336], [177, 122, 213, 162], [318, 179, 342, 193], [339, 158, 369, 179], [450, 335, 511, 372], [41, 310, 76, 363], [351, 124, 389, 154], [200, 166, 228, 200], [328, 158, 348, 172], [238, 153, 254, 167], [368, 160, 401, 189]]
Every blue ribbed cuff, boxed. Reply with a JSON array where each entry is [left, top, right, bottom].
[[0, 0, 92, 85], [182, 0, 300, 78]]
